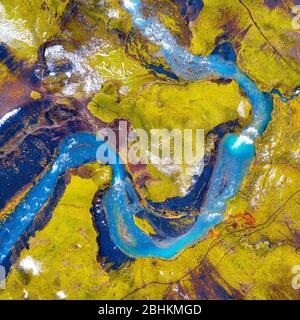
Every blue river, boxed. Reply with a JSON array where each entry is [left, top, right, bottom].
[[0, 0, 274, 264]]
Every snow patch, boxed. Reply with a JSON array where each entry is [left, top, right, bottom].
[[0, 108, 21, 128], [0, 4, 33, 45], [56, 291, 67, 300], [19, 256, 42, 276]]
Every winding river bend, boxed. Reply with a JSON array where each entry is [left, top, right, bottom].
[[0, 0, 274, 265]]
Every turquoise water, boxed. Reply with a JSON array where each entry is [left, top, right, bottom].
[[0, 0, 274, 264]]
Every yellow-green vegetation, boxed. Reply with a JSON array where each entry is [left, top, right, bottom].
[[206, 96, 300, 300], [89, 81, 244, 130], [88, 48, 153, 92], [190, 0, 300, 94], [88, 80, 250, 201], [0, 63, 9, 88], [0, 172, 112, 300], [30, 91, 42, 100], [2, 95, 299, 300], [0, 0, 70, 61], [63, 0, 133, 44], [142, 0, 189, 45], [133, 216, 157, 235], [71, 163, 112, 189]]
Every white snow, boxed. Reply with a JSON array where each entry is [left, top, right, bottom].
[[107, 9, 120, 19], [0, 108, 20, 128], [0, 4, 33, 45], [19, 256, 42, 276], [56, 291, 67, 300]]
